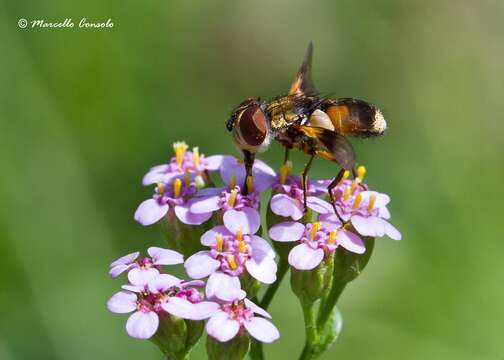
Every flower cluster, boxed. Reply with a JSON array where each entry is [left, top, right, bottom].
[[108, 141, 402, 359]]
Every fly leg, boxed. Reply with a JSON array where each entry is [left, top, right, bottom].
[[283, 147, 291, 164], [301, 154, 315, 212], [327, 168, 347, 224], [242, 150, 255, 195]]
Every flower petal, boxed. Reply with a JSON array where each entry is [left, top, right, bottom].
[[319, 213, 343, 230], [268, 222, 305, 242], [223, 208, 260, 235], [244, 317, 280, 343], [200, 225, 232, 246], [189, 195, 221, 214], [107, 291, 137, 313], [110, 251, 140, 268], [306, 196, 333, 214], [244, 298, 271, 319], [134, 199, 169, 226], [127, 267, 160, 287], [205, 272, 245, 301], [250, 236, 276, 259], [147, 273, 182, 293], [206, 310, 240, 342], [338, 230, 366, 254], [384, 221, 402, 240], [142, 165, 169, 185], [204, 155, 225, 171], [126, 311, 159, 339], [245, 256, 277, 284], [270, 194, 303, 220], [174, 205, 212, 225], [148, 247, 184, 265], [351, 215, 386, 237], [288, 244, 324, 270], [163, 297, 219, 320], [109, 264, 130, 278], [184, 251, 220, 279]]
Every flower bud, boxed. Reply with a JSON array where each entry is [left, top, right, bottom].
[[160, 208, 216, 257], [150, 314, 188, 357], [333, 234, 375, 284], [206, 331, 250, 360], [290, 254, 334, 304]]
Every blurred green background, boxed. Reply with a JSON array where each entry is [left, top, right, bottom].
[[1, 0, 503, 359]]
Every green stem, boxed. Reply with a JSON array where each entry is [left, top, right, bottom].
[[298, 303, 318, 360], [260, 257, 289, 309], [317, 280, 346, 329], [249, 339, 264, 360]]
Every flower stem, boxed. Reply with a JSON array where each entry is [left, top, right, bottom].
[[298, 302, 318, 360], [260, 257, 289, 310], [249, 339, 264, 360], [316, 280, 346, 329]]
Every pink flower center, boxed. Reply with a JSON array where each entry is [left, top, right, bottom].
[[210, 232, 252, 276], [222, 300, 253, 324], [273, 176, 315, 201], [218, 186, 259, 211], [136, 284, 203, 314], [300, 222, 339, 253]]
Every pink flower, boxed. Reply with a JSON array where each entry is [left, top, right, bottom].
[[142, 141, 224, 185], [219, 156, 276, 193], [270, 172, 333, 220], [184, 211, 277, 300], [268, 220, 365, 270], [134, 174, 213, 226], [108, 247, 184, 286], [205, 295, 280, 343], [107, 273, 219, 340], [330, 176, 401, 240]]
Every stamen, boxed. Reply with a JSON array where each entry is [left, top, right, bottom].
[[229, 173, 236, 189], [340, 170, 350, 184], [156, 182, 165, 196], [184, 171, 191, 188], [357, 165, 366, 182], [246, 175, 254, 194], [353, 192, 362, 209], [195, 175, 205, 189], [173, 141, 188, 167], [227, 254, 238, 270], [309, 222, 321, 240], [236, 229, 243, 242], [343, 187, 351, 201], [215, 233, 224, 252], [173, 178, 182, 198], [228, 189, 238, 207], [350, 180, 357, 193], [238, 240, 247, 253], [192, 147, 200, 168], [328, 229, 338, 244], [279, 160, 293, 185], [368, 194, 376, 212]]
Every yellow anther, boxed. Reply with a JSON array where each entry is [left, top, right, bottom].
[[246, 175, 254, 193], [350, 180, 357, 193], [228, 189, 238, 207], [173, 178, 182, 198], [236, 229, 243, 242], [238, 240, 247, 253], [309, 222, 321, 240], [215, 233, 224, 252], [343, 187, 351, 201], [229, 173, 236, 189], [368, 194, 376, 212], [339, 170, 350, 184], [353, 192, 362, 209], [192, 147, 200, 168], [227, 254, 238, 270], [357, 165, 366, 182], [279, 160, 293, 185], [184, 171, 191, 188], [173, 141, 188, 167], [328, 229, 338, 244], [156, 182, 165, 196]]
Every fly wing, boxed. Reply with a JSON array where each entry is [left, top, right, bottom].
[[288, 42, 318, 96], [295, 125, 355, 170]]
